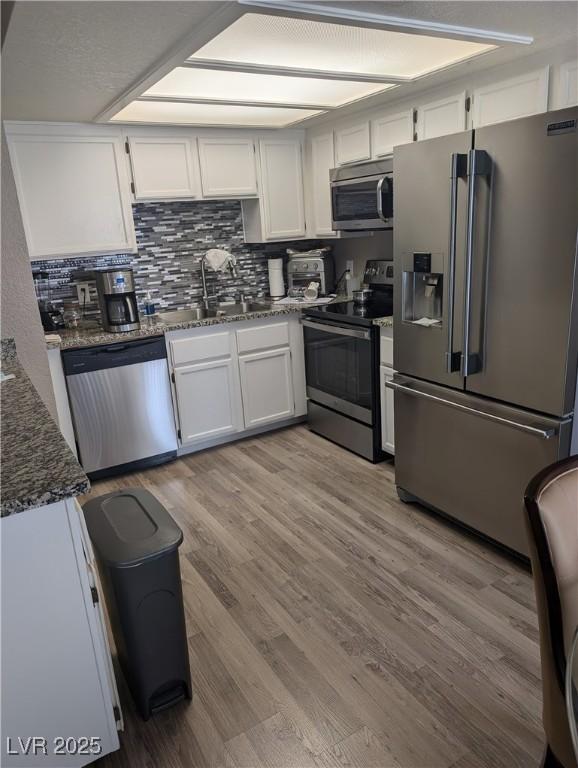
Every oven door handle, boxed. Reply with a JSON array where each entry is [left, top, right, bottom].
[[302, 318, 371, 340]]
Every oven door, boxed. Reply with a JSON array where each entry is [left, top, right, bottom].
[[302, 318, 374, 423], [331, 173, 393, 231]]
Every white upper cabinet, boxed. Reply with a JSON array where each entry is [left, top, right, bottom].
[[128, 136, 200, 200], [472, 67, 549, 127], [557, 61, 578, 107], [371, 110, 413, 157], [309, 132, 336, 237], [198, 137, 258, 198], [6, 126, 136, 259], [259, 138, 305, 239], [416, 92, 467, 141], [243, 137, 306, 241], [335, 121, 371, 165]]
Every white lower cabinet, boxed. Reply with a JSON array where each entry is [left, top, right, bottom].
[[167, 315, 305, 452], [238, 347, 295, 428], [380, 365, 395, 455], [174, 357, 242, 444], [1, 498, 121, 767]]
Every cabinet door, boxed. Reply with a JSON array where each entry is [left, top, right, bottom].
[[128, 136, 199, 199], [416, 92, 466, 140], [259, 138, 305, 239], [472, 68, 549, 127], [335, 121, 371, 165], [310, 132, 336, 236], [7, 132, 135, 259], [238, 347, 295, 428], [556, 61, 578, 108], [174, 358, 242, 444], [1, 502, 120, 767], [372, 110, 413, 157], [198, 137, 258, 197], [380, 365, 395, 455]]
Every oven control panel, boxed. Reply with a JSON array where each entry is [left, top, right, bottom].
[[364, 260, 393, 286]]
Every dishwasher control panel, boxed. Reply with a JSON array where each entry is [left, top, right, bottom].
[[62, 336, 167, 375]]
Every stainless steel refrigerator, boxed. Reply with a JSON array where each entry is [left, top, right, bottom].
[[391, 106, 578, 557]]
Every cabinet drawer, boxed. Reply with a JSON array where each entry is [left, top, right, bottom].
[[236, 322, 290, 354], [170, 331, 230, 366], [380, 329, 394, 367]]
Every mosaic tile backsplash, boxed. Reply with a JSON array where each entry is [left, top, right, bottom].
[[31, 200, 320, 321]]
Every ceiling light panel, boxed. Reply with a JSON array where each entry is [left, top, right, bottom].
[[110, 100, 322, 128], [144, 67, 393, 108], [191, 13, 495, 78]]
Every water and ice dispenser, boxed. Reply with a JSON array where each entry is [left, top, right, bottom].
[[402, 252, 444, 327]]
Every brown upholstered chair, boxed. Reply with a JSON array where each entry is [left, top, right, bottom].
[[525, 455, 578, 768]]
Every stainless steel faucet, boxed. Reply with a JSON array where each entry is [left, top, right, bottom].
[[200, 252, 238, 309], [200, 256, 210, 310]]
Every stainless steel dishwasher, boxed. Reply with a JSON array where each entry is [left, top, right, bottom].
[[63, 336, 177, 478]]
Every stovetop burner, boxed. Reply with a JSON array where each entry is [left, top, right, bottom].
[[305, 297, 393, 327]]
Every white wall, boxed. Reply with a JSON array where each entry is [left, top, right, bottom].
[[1, 127, 56, 418], [324, 231, 393, 293]]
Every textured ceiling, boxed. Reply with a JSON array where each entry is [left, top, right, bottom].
[[2, 1, 577, 123], [1, 1, 225, 121]]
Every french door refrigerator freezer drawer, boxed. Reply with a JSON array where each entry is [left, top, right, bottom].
[[390, 375, 572, 556]]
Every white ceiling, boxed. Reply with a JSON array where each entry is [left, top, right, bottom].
[[2, 1, 577, 124], [1, 1, 226, 121]]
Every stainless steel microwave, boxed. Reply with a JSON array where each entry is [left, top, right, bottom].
[[330, 158, 393, 231]]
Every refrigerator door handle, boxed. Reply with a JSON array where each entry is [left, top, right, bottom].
[[386, 379, 565, 439], [462, 149, 492, 377], [446, 153, 468, 373]]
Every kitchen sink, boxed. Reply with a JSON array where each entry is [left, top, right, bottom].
[[221, 301, 274, 314], [157, 307, 213, 322], [157, 302, 273, 324]]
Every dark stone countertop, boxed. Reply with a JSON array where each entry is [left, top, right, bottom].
[[45, 299, 353, 351], [373, 316, 394, 328], [1, 341, 89, 517]]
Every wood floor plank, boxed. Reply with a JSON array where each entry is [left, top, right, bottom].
[[315, 727, 402, 768], [231, 712, 318, 768], [85, 425, 541, 768], [187, 631, 261, 741], [258, 632, 362, 747]]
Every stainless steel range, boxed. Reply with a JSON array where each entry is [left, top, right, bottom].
[[303, 260, 393, 462]]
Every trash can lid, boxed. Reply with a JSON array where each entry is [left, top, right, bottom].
[[82, 488, 183, 567]]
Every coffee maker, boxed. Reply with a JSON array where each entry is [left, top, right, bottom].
[[96, 268, 140, 333]]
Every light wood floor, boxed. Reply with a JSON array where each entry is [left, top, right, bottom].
[[86, 425, 543, 768]]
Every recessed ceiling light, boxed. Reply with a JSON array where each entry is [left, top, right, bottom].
[[143, 67, 394, 109], [110, 100, 323, 128], [190, 12, 496, 79]]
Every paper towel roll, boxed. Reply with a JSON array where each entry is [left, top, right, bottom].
[[268, 258, 285, 298]]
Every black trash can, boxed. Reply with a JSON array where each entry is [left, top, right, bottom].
[[83, 488, 192, 720]]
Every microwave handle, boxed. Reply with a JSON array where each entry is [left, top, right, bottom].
[[376, 177, 388, 223]]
